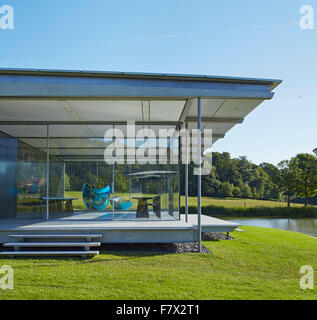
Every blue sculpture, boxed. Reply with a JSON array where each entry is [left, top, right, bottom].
[[82, 184, 111, 210], [112, 197, 134, 211]]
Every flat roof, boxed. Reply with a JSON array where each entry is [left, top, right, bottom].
[[0, 68, 282, 160], [0, 67, 282, 90]]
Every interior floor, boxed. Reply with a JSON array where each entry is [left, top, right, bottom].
[[61, 209, 179, 221]]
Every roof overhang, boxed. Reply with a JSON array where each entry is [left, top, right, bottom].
[[0, 68, 281, 99], [0, 68, 282, 160]]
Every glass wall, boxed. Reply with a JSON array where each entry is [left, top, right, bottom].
[[60, 160, 113, 220], [0, 125, 47, 221], [46, 124, 180, 221], [113, 163, 179, 220], [48, 125, 114, 220], [0, 123, 180, 221], [17, 136, 47, 220], [0, 131, 18, 219]]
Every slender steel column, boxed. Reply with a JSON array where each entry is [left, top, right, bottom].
[[197, 98, 202, 253], [168, 174, 173, 215], [46, 125, 50, 220], [178, 134, 181, 219], [129, 164, 131, 199], [185, 122, 189, 223], [112, 125, 115, 220], [96, 162, 99, 184], [63, 161, 65, 197], [112, 161, 115, 219]]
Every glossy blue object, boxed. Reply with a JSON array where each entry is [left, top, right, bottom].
[[118, 201, 133, 211], [83, 184, 111, 210]]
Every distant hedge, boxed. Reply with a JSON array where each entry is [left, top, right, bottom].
[[180, 205, 317, 218]]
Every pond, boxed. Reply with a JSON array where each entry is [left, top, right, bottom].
[[221, 217, 317, 238]]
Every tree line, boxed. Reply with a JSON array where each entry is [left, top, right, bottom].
[[18, 137, 317, 205], [64, 151, 317, 207], [181, 152, 317, 207]]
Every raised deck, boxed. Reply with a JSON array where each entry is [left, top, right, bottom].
[[0, 215, 241, 244]]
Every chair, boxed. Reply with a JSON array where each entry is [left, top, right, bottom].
[[151, 196, 161, 218]]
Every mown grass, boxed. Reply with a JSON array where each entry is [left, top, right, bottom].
[[179, 196, 317, 218], [66, 191, 316, 217], [67, 191, 309, 210], [184, 196, 310, 209], [0, 226, 316, 300], [180, 205, 317, 218]]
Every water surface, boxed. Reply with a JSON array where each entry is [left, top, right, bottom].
[[221, 217, 317, 237]]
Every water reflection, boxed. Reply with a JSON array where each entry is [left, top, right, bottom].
[[221, 217, 317, 237]]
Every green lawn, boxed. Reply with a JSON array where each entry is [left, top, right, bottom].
[[183, 196, 310, 208], [0, 226, 316, 300]]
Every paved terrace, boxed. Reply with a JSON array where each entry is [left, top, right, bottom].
[[0, 215, 241, 243]]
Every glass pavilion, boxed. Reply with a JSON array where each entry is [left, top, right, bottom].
[[0, 68, 281, 248]]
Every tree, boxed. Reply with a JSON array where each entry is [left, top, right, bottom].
[[260, 162, 281, 186], [290, 153, 317, 207], [218, 182, 233, 197], [239, 183, 252, 198], [263, 180, 280, 200], [232, 186, 241, 197], [64, 173, 70, 191], [248, 165, 269, 199], [202, 170, 221, 197], [277, 160, 298, 207], [260, 163, 281, 200], [237, 156, 253, 185], [207, 153, 281, 200]]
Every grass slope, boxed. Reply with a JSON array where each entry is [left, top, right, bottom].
[[0, 226, 316, 300]]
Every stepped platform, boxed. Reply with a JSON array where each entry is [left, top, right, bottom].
[[0, 214, 241, 244]]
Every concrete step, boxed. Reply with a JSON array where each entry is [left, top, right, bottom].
[[9, 234, 102, 240], [4, 242, 101, 247], [0, 251, 99, 257]]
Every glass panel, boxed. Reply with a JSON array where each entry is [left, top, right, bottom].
[[57, 160, 113, 220], [0, 117, 182, 224], [113, 163, 179, 220], [48, 127, 113, 220], [113, 163, 135, 219], [111, 123, 180, 221], [0, 132, 18, 220], [17, 136, 47, 221], [0, 125, 47, 222], [45, 124, 180, 221]]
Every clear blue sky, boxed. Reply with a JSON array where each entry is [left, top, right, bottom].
[[0, 0, 316, 165]]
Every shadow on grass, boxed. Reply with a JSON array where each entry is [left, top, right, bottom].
[[0, 242, 212, 265], [0, 247, 171, 266]]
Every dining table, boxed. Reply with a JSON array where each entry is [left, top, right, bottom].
[[41, 197, 78, 213], [132, 196, 153, 218]]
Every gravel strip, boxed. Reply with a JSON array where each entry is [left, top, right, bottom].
[[100, 242, 211, 254], [202, 232, 235, 241]]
